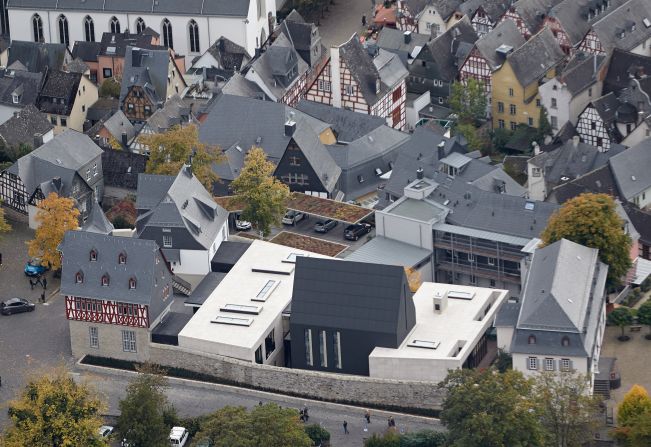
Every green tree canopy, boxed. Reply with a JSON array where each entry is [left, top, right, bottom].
[[191, 403, 312, 447], [449, 79, 487, 126], [636, 301, 651, 336], [613, 385, 651, 445], [140, 124, 222, 192], [230, 147, 290, 237], [117, 366, 176, 447], [98, 78, 121, 98], [439, 368, 544, 447], [541, 193, 632, 286], [608, 306, 634, 338], [3, 367, 108, 447], [0, 202, 11, 238], [533, 371, 601, 447]]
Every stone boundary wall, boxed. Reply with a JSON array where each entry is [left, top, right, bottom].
[[149, 344, 444, 412]]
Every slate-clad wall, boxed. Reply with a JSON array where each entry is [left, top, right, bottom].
[[149, 343, 444, 411]]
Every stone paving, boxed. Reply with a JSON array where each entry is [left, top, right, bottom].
[[317, 0, 374, 48]]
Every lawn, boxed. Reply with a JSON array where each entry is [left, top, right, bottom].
[[270, 231, 348, 257]]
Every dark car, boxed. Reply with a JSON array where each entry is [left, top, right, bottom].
[[24, 258, 48, 277], [314, 219, 338, 233], [1, 298, 36, 315], [344, 223, 372, 241]]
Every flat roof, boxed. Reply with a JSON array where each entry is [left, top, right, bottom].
[[184, 272, 228, 307], [178, 240, 330, 360], [370, 283, 508, 361], [388, 198, 446, 222], [344, 236, 431, 267]]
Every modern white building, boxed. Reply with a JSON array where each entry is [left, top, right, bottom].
[[178, 240, 329, 366], [369, 283, 508, 382], [6, 0, 276, 65], [496, 239, 608, 389]]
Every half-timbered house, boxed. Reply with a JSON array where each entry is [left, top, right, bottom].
[[119, 46, 185, 124], [459, 0, 511, 37], [459, 19, 526, 115], [397, 0, 464, 36], [498, 0, 563, 39], [305, 34, 408, 130], [59, 231, 174, 361], [0, 130, 103, 227]]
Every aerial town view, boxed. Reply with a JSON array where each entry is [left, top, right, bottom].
[[0, 0, 651, 445]]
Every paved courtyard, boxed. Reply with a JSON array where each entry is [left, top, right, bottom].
[[315, 0, 374, 48]]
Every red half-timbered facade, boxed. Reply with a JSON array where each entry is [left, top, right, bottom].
[[65, 297, 150, 328], [498, 10, 532, 39], [543, 17, 573, 55], [397, 1, 420, 33], [577, 30, 605, 55], [459, 48, 492, 96]]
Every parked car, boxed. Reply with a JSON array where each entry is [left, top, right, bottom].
[[314, 219, 338, 233], [235, 217, 252, 231], [344, 223, 372, 241], [1, 298, 36, 315], [282, 210, 307, 225], [24, 258, 48, 277], [98, 426, 114, 438], [169, 426, 189, 447]]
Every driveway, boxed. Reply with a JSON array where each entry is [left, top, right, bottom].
[[0, 220, 70, 428]]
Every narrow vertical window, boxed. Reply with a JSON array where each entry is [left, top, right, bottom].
[[136, 17, 146, 34], [188, 20, 200, 53], [89, 327, 99, 348], [319, 330, 328, 367], [333, 331, 342, 369], [121, 330, 136, 352], [58, 15, 69, 47], [84, 16, 95, 42], [110, 16, 121, 34], [304, 329, 313, 366], [162, 19, 173, 49], [32, 14, 44, 42]]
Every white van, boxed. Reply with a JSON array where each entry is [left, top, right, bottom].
[[169, 426, 189, 447]]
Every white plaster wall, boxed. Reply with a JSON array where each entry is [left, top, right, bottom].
[[369, 356, 461, 382], [496, 326, 513, 351], [174, 249, 209, 276], [631, 38, 651, 57], [513, 353, 587, 378], [622, 122, 651, 149], [417, 9, 446, 36], [375, 210, 433, 249], [539, 78, 570, 133], [569, 82, 601, 126], [527, 161, 546, 201], [406, 91, 430, 130]]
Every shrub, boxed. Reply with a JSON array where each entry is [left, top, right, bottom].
[[641, 277, 651, 293], [305, 424, 330, 445], [400, 429, 447, 447], [99, 78, 121, 98]]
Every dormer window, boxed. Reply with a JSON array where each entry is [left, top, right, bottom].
[[11, 93, 20, 104], [90, 249, 97, 261], [75, 271, 84, 283], [101, 274, 110, 286], [561, 336, 570, 347], [528, 335, 536, 344], [129, 277, 136, 289], [118, 252, 127, 264]]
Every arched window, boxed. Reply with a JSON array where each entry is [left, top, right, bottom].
[[118, 252, 127, 264], [84, 16, 95, 42], [561, 336, 570, 347], [32, 14, 44, 42], [90, 249, 97, 262], [75, 271, 84, 284], [136, 17, 146, 34], [58, 15, 69, 47], [188, 20, 200, 53], [162, 19, 173, 49], [110, 16, 121, 34], [528, 335, 536, 344], [129, 277, 137, 289], [101, 274, 110, 286]]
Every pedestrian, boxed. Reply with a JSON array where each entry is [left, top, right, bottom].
[[343, 420, 349, 434], [388, 417, 392, 428], [390, 416, 395, 427], [299, 409, 304, 422], [303, 406, 309, 422], [365, 409, 371, 424], [40, 292, 45, 303], [258, 401, 263, 406], [29, 278, 34, 290], [42, 277, 47, 290], [362, 14, 367, 27]]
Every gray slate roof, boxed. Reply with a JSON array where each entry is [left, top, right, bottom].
[[101, 148, 147, 190], [59, 230, 173, 322], [344, 236, 431, 267], [72, 41, 102, 63], [145, 95, 192, 133], [551, 164, 619, 203], [119, 46, 170, 106], [136, 166, 228, 251], [220, 72, 269, 100], [421, 17, 478, 83], [558, 52, 604, 96], [591, 0, 651, 54], [603, 49, 651, 95], [404, 0, 464, 21], [338, 34, 388, 105], [291, 118, 341, 193], [0, 104, 52, 148], [510, 0, 563, 34], [7, 0, 250, 16], [475, 19, 526, 70], [376, 27, 431, 66], [184, 272, 227, 306], [100, 31, 161, 58], [37, 70, 82, 116], [81, 200, 114, 234], [459, 0, 511, 22], [0, 69, 43, 108], [203, 36, 250, 71], [7, 41, 70, 73], [511, 238, 608, 357], [506, 27, 565, 87], [548, 0, 628, 47], [610, 138, 651, 201], [291, 256, 414, 334]]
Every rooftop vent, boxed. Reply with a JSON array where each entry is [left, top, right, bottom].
[[524, 201, 535, 210], [644, 18, 651, 28], [433, 290, 448, 314], [495, 44, 514, 56], [408, 339, 440, 349]]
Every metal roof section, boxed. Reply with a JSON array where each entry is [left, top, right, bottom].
[[344, 236, 431, 267], [439, 152, 472, 170]]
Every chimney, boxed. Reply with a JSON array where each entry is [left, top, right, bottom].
[[284, 118, 296, 137], [532, 141, 541, 155], [437, 140, 445, 160], [572, 135, 580, 148], [433, 290, 448, 314], [121, 131, 128, 147], [375, 78, 381, 95], [33, 133, 43, 148], [416, 167, 424, 179], [403, 30, 412, 44]]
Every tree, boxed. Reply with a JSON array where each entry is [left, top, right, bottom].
[[0, 203, 11, 238], [106, 197, 137, 229], [439, 368, 544, 447], [541, 193, 632, 286], [27, 193, 80, 270], [538, 106, 553, 141], [98, 78, 120, 98], [140, 125, 222, 192], [3, 367, 108, 447], [117, 366, 175, 447], [608, 307, 634, 341], [364, 431, 400, 447], [636, 301, 651, 340], [455, 123, 489, 152], [304, 424, 330, 446], [192, 403, 312, 447], [449, 79, 487, 126], [613, 385, 651, 445], [532, 371, 601, 447], [230, 147, 290, 237]]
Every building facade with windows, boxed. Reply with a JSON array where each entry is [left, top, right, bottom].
[[179, 240, 330, 366], [59, 231, 174, 362], [6, 0, 277, 65], [397, 0, 464, 36], [496, 239, 608, 389]]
